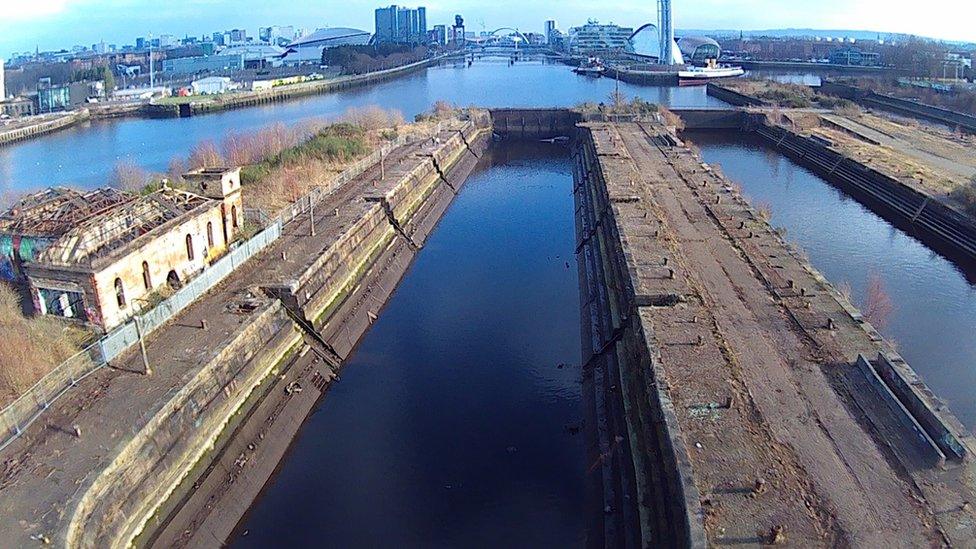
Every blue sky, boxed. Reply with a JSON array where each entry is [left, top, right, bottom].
[[0, 0, 972, 56]]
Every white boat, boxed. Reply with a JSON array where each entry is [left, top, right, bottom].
[[573, 57, 606, 77], [678, 61, 745, 83]]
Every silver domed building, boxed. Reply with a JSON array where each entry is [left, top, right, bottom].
[[676, 36, 721, 65]]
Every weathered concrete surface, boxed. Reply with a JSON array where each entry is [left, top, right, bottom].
[[579, 120, 976, 547], [0, 119, 488, 548]]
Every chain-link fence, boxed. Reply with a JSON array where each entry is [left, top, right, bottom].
[[0, 343, 105, 452]]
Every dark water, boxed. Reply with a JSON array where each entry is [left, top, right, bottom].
[[0, 57, 726, 195], [233, 141, 587, 547], [686, 130, 976, 429]]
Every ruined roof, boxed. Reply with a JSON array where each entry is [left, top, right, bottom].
[[35, 187, 212, 267], [0, 187, 135, 238]]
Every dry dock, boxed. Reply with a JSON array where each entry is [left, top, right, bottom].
[[575, 118, 976, 546], [0, 117, 489, 547]]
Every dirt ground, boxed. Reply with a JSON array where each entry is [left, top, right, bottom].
[[805, 110, 976, 200]]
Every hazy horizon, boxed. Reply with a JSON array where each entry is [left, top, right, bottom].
[[0, 0, 972, 58]]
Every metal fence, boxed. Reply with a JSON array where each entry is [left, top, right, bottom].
[[0, 343, 105, 452], [0, 122, 452, 452]]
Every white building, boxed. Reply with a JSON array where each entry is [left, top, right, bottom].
[[567, 21, 634, 53], [280, 27, 372, 66], [191, 76, 236, 95]]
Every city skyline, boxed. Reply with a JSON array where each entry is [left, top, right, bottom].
[[1, 0, 973, 57]]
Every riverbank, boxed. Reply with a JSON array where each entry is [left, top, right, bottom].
[[0, 55, 459, 149], [0, 116, 489, 547], [148, 54, 457, 119], [0, 109, 90, 147]]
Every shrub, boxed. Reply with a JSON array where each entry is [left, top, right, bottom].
[[950, 174, 976, 216], [188, 140, 223, 169], [0, 284, 90, 406]]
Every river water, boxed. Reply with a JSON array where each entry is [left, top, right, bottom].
[[234, 142, 587, 546], [0, 56, 725, 195], [686, 130, 976, 429]]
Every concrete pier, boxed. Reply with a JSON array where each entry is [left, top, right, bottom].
[[0, 110, 90, 147], [574, 118, 976, 546]]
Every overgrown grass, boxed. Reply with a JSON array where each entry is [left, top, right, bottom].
[[0, 284, 92, 407], [240, 123, 368, 186], [950, 174, 976, 216]]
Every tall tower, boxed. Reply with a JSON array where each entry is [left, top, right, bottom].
[[658, 0, 673, 65]]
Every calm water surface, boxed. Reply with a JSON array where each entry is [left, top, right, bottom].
[[0, 57, 726, 195], [686, 130, 976, 429], [233, 142, 587, 547]]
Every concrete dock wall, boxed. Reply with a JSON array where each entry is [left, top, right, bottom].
[[574, 126, 706, 548], [820, 80, 976, 133], [0, 110, 90, 146], [490, 108, 581, 139], [672, 108, 748, 129], [67, 299, 303, 547], [705, 83, 766, 107], [874, 353, 968, 460]]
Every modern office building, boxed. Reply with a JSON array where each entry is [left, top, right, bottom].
[[545, 20, 558, 44], [431, 25, 447, 45], [375, 5, 428, 44], [162, 53, 246, 75], [829, 47, 880, 66], [566, 21, 634, 53]]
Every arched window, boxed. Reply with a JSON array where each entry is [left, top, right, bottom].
[[231, 205, 239, 229], [206, 221, 214, 248], [186, 234, 194, 261], [114, 278, 126, 308], [142, 261, 152, 290]]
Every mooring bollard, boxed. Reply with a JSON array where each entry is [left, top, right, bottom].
[[201, 319, 208, 331], [826, 317, 836, 330]]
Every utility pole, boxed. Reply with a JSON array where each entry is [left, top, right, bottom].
[[309, 196, 316, 236], [134, 314, 152, 375], [149, 32, 155, 90]]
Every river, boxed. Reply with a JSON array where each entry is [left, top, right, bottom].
[[233, 141, 586, 546], [0, 56, 725, 196]]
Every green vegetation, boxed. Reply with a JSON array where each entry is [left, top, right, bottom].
[[322, 44, 428, 75], [154, 95, 216, 106], [72, 65, 115, 91], [240, 123, 368, 185]]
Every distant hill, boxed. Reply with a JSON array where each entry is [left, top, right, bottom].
[[676, 28, 974, 47]]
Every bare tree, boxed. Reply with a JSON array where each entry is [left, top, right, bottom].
[[110, 160, 148, 192], [863, 271, 894, 329], [188, 140, 223, 169]]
